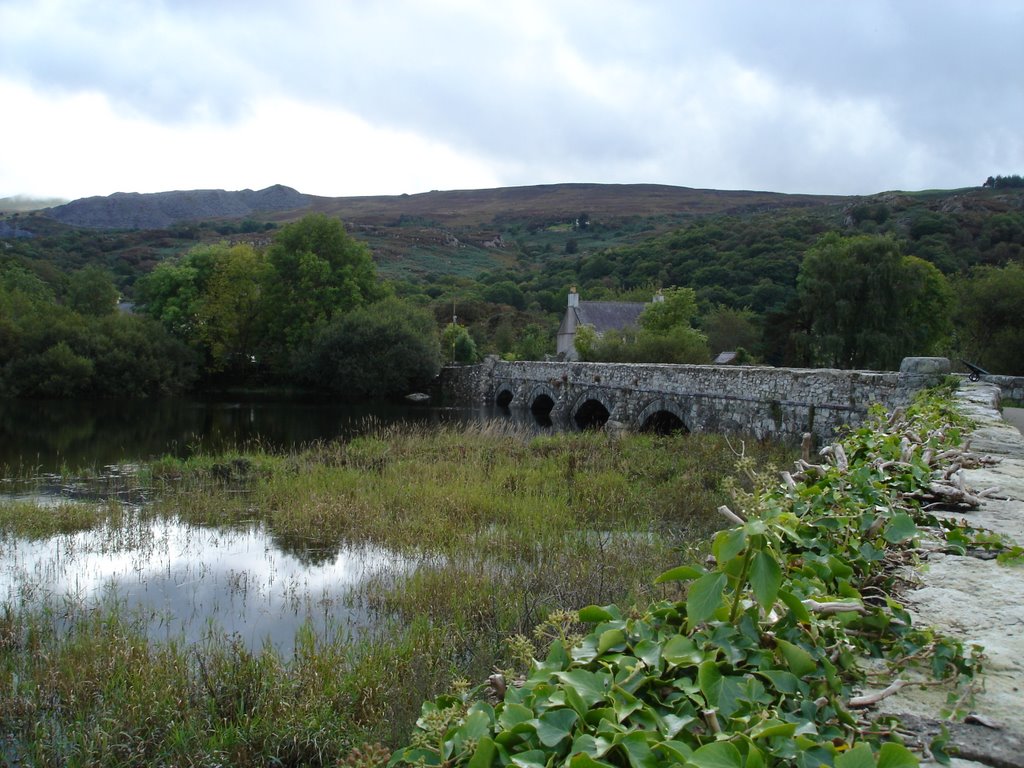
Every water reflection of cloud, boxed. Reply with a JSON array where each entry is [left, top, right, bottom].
[[0, 518, 413, 653]]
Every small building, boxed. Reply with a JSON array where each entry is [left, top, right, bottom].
[[556, 288, 659, 360]]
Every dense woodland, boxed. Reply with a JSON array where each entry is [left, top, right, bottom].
[[1, 182, 1023, 398]]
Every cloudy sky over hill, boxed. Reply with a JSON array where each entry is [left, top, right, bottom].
[[1, 0, 1021, 201]]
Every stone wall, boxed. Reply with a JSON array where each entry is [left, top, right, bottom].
[[979, 374, 1024, 404], [440, 357, 950, 441]]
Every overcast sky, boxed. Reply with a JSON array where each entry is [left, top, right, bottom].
[[1, 0, 1021, 201]]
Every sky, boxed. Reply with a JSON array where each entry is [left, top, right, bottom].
[[1, 0, 1022, 202]]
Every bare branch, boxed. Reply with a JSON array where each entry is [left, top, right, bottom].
[[848, 679, 906, 708], [717, 505, 747, 525]]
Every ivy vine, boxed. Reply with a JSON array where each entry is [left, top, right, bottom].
[[390, 385, 1013, 768]]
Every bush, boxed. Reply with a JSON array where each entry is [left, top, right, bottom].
[[300, 297, 441, 398]]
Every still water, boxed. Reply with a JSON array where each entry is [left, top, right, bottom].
[[0, 396, 512, 474], [0, 396, 522, 653]]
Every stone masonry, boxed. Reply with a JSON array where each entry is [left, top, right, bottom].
[[440, 357, 952, 441]]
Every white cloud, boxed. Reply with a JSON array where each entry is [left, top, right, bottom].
[[0, 77, 500, 199], [0, 0, 1021, 199]]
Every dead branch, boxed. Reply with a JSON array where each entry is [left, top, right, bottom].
[[848, 679, 906, 708], [802, 599, 869, 615], [717, 505, 747, 526]]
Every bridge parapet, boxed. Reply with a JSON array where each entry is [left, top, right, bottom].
[[440, 357, 951, 441]]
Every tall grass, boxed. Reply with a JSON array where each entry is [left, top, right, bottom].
[[0, 423, 793, 766]]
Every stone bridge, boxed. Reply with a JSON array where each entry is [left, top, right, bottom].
[[440, 357, 955, 441]]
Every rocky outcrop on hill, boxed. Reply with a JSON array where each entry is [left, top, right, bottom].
[[48, 184, 310, 229]]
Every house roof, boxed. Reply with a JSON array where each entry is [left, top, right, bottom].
[[573, 301, 646, 333]]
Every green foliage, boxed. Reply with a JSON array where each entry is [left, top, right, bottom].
[[0, 261, 195, 397], [299, 297, 441, 398], [639, 287, 699, 333], [392, 389, 991, 768], [443, 323, 479, 364], [954, 261, 1024, 374], [195, 243, 271, 374], [263, 214, 385, 362], [701, 306, 761, 356], [68, 265, 119, 316], [982, 174, 1024, 189], [797, 234, 953, 369]]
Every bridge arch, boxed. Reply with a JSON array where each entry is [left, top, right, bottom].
[[526, 383, 558, 422], [493, 382, 516, 408], [635, 398, 690, 435], [569, 388, 614, 430]]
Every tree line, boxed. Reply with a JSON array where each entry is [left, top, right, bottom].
[[1, 215, 441, 398], [2, 186, 1024, 399]]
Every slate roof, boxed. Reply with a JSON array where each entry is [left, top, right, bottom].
[[572, 301, 646, 333]]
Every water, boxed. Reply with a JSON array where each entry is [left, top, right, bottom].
[[0, 396, 511, 474], [0, 515, 416, 653], [0, 396, 524, 653]]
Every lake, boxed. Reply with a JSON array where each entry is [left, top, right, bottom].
[[0, 396, 519, 474], [0, 396, 542, 653]]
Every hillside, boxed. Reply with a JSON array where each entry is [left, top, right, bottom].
[[48, 184, 310, 229], [2, 180, 1022, 377]]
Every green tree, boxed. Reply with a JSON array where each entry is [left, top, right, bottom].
[[300, 297, 441, 397], [135, 257, 207, 341], [797, 234, 953, 370], [264, 214, 384, 365], [442, 323, 478, 364], [701, 305, 760, 355], [195, 244, 270, 374], [638, 287, 700, 333], [955, 262, 1024, 374], [67, 266, 119, 316]]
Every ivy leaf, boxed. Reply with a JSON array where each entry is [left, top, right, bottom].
[[687, 572, 727, 628], [656, 565, 705, 583], [499, 702, 534, 730], [835, 743, 876, 768], [571, 733, 614, 759], [633, 639, 662, 669], [555, 669, 610, 708], [597, 629, 626, 654], [883, 513, 918, 544], [614, 731, 659, 768], [687, 740, 744, 768], [570, 755, 616, 768], [713, 527, 747, 563], [876, 742, 919, 768], [510, 750, 548, 768], [777, 589, 811, 623], [537, 708, 578, 748], [467, 737, 497, 768], [750, 550, 782, 610], [774, 638, 817, 677], [578, 605, 621, 623], [662, 634, 704, 666]]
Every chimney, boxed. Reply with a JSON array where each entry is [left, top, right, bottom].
[[567, 286, 579, 308]]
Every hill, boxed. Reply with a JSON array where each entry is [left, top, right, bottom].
[[48, 184, 310, 229]]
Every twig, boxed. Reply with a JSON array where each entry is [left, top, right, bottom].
[[848, 679, 906, 708], [717, 505, 747, 525], [702, 709, 722, 734], [802, 599, 868, 615]]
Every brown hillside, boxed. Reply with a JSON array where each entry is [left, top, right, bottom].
[[292, 183, 846, 228]]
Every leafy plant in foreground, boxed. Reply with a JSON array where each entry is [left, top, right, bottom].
[[391, 387, 1000, 768]]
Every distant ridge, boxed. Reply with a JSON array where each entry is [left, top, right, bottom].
[[48, 184, 310, 229]]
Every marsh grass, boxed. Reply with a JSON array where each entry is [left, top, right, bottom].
[[0, 422, 793, 766]]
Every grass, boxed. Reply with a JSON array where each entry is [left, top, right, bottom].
[[0, 422, 793, 766]]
